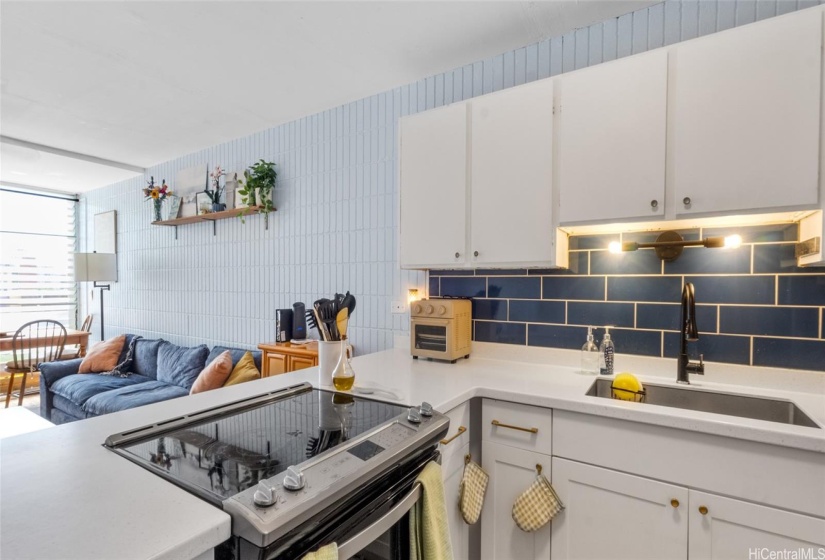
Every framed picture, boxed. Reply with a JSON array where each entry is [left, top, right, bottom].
[[195, 192, 212, 215], [94, 210, 117, 253], [176, 164, 207, 217], [164, 196, 182, 220]]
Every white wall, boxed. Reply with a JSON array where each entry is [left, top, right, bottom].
[[78, 0, 823, 355]]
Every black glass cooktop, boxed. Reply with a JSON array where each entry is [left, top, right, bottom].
[[114, 389, 407, 503]]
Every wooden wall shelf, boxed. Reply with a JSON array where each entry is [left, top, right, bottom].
[[151, 206, 274, 239]]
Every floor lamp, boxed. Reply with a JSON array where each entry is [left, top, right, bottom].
[[74, 252, 117, 341]]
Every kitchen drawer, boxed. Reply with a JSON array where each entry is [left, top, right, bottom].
[[482, 399, 552, 455], [439, 401, 471, 468]]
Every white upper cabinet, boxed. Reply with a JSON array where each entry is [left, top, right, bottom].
[[470, 80, 556, 267], [399, 103, 468, 269], [671, 9, 823, 216], [558, 50, 668, 224]]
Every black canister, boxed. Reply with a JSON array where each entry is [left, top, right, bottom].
[[292, 302, 307, 340], [275, 309, 293, 342]]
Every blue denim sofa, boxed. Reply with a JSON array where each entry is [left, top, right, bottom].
[[39, 335, 262, 424]]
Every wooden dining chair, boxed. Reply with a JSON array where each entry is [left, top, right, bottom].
[[4, 320, 67, 408], [60, 315, 93, 360]]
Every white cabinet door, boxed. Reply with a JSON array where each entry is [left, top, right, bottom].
[[470, 80, 555, 267], [443, 443, 471, 560], [671, 9, 822, 216], [481, 442, 551, 560], [551, 458, 688, 560], [399, 103, 468, 268], [689, 490, 825, 560], [558, 50, 668, 224]]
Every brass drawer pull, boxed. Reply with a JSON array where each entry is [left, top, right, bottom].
[[491, 419, 539, 434], [671, 499, 680, 508], [699, 506, 709, 515], [440, 426, 467, 446]]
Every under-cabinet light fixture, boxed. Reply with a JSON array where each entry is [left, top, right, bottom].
[[608, 231, 742, 262]]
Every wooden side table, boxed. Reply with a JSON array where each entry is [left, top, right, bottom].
[[257, 341, 319, 377]]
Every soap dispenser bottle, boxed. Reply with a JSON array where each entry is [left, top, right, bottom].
[[599, 327, 615, 376], [581, 326, 600, 375]]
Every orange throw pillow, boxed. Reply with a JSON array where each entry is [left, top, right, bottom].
[[190, 350, 233, 395], [78, 335, 126, 374]]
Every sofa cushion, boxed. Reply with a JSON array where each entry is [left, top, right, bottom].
[[156, 342, 209, 390], [130, 338, 165, 379], [191, 350, 233, 395], [51, 373, 154, 406], [52, 394, 89, 420], [78, 335, 126, 373], [82, 381, 189, 416], [206, 346, 263, 372], [223, 351, 261, 387], [51, 408, 82, 425]]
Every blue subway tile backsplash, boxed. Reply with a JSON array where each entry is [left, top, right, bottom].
[[440, 223, 825, 371], [488, 277, 541, 299], [509, 300, 564, 324], [607, 276, 682, 303], [543, 276, 605, 301], [778, 276, 825, 306], [720, 306, 820, 339]]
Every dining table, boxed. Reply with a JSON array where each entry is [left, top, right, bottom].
[[0, 329, 90, 357]]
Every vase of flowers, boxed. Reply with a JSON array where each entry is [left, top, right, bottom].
[[205, 166, 226, 213], [143, 177, 172, 222]]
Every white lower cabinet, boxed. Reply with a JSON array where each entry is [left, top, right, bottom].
[[689, 490, 825, 560], [481, 442, 551, 560], [551, 458, 688, 560], [442, 442, 471, 560]]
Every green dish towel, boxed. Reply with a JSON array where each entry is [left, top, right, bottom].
[[302, 543, 338, 560], [410, 461, 454, 560]]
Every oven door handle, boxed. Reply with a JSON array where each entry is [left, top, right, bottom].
[[337, 481, 422, 560]]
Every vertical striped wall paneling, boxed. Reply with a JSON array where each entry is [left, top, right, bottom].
[[79, 0, 825, 357]]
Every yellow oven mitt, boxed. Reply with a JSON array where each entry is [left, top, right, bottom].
[[512, 470, 564, 532], [458, 456, 488, 525]]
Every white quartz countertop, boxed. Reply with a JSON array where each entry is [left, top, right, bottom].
[[1, 342, 823, 560]]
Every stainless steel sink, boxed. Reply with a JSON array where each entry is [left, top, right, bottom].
[[586, 379, 820, 428]]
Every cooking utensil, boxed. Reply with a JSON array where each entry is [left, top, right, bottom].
[[336, 308, 349, 339], [342, 292, 356, 316]]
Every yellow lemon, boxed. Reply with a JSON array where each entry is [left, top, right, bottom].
[[611, 373, 643, 401]]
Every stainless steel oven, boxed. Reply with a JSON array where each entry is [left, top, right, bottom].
[[104, 383, 448, 560]]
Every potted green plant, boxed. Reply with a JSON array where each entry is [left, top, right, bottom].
[[238, 159, 276, 225]]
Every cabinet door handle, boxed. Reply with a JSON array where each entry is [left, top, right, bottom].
[[698, 506, 709, 515], [683, 196, 692, 206], [670, 499, 680, 508], [440, 426, 467, 445], [473, 250, 479, 257], [491, 419, 538, 434], [455, 252, 460, 258], [650, 199, 658, 209]]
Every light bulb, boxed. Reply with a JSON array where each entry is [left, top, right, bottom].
[[608, 242, 622, 254], [724, 234, 742, 249], [408, 288, 419, 304]]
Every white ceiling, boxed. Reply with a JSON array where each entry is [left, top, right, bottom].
[[1, 1, 659, 194]]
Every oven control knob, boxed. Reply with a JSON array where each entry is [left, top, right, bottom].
[[413, 304, 422, 315], [407, 407, 422, 424], [437, 305, 446, 316], [425, 305, 434, 315], [419, 402, 433, 417], [253, 480, 277, 507], [283, 466, 306, 491]]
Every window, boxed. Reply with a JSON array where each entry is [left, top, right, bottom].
[[0, 189, 77, 331]]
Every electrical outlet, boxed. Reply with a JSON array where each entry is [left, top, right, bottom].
[[391, 301, 407, 314]]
